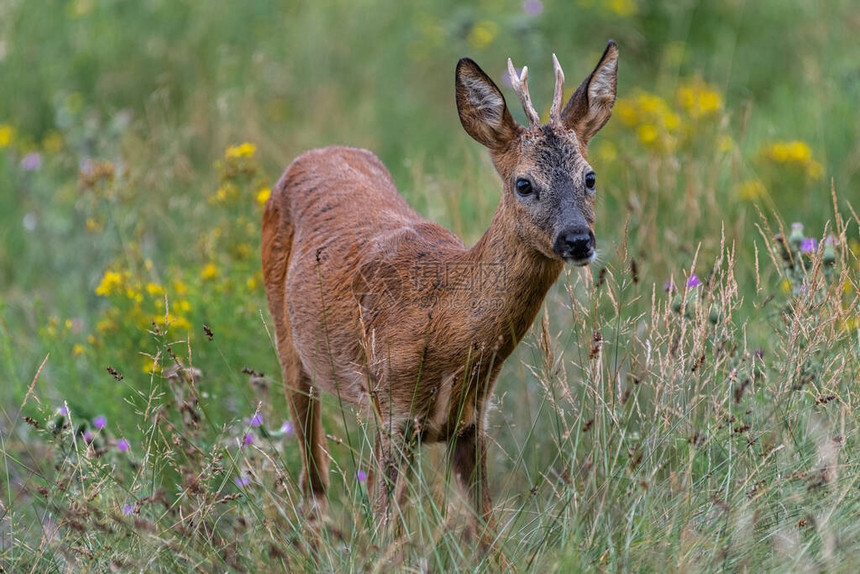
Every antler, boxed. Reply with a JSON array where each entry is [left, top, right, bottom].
[[507, 58, 541, 129], [549, 53, 565, 129]]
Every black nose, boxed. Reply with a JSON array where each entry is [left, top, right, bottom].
[[554, 229, 595, 263]]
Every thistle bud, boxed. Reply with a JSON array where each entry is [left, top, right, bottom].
[[788, 222, 804, 249]]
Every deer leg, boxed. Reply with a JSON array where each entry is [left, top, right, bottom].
[[285, 369, 329, 517], [450, 422, 499, 553], [372, 423, 415, 537]]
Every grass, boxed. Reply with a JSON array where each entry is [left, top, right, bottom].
[[1, 0, 859, 571]]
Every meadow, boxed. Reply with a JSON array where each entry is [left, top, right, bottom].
[[1, 0, 859, 571]]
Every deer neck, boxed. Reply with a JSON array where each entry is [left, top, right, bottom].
[[451, 201, 564, 357]]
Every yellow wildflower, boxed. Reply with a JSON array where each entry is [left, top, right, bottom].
[[143, 357, 159, 374], [95, 269, 123, 296], [173, 279, 189, 295], [0, 124, 14, 148], [96, 317, 115, 333], [85, 218, 103, 233], [806, 160, 823, 179], [761, 140, 822, 179], [257, 188, 271, 205], [146, 282, 164, 296], [780, 279, 792, 294], [608, 0, 637, 17], [42, 131, 64, 153], [467, 21, 498, 51], [718, 135, 734, 153], [614, 99, 638, 126], [676, 79, 722, 119], [736, 179, 766, 201], [849, 239, 860, 268], [615, 90, 680, 151], [201, 263, 218, 280], [72, 344, 86, 357], [787, 141, 811, 162], [225, 142, 256, 159], [764, 140, 809, 163], [210, 187, 229, 204], [177, 300, 191, 313], [151, 312, 191, 331], [247, 276, 258, 290], [151, 313, 170, 326], [769, 144, 788, 162], [637, 93, 663, 114], [125, 288, 143, 303], [663, 112, 680, 130], [637, 124, 658, 144], [235, 243, 253, 260]]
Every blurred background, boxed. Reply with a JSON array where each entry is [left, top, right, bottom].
[[1, 1, 859, 568], [1, 0, 857, 406]]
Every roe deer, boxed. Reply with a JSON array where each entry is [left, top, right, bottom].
[[262, 41, 618, 549]]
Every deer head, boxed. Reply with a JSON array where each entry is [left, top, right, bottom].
[[455, 41, 618, 265]]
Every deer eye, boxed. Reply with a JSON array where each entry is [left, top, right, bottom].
[[515, 177, 533, 196], [585, 171, 596, 190]]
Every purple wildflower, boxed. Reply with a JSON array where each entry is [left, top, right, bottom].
[[242, 433, 254, 447], [801, 238, 817, 254], [357, 470, 368, 483], [523, 0, 543, 16], [93, 415, 107, 429], [246, 413, 263, 427], [83, 430, 93, 442], [687, 274, 701, 288], [663, 279, 675, 293], [280, 421, 294, 435], [117, 438, 130, 452], [59, 405, 69, 416], [21, 152, 42, 171], [122, 504, 134, 516], [235, 476, 251, 487]]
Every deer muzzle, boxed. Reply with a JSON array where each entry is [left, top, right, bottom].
[[554, 228, 596, 266]]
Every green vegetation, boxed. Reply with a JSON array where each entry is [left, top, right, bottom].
[[1, 0, 858, 571]]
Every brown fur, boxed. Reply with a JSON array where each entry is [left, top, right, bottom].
[[262, 42, 618, 549]]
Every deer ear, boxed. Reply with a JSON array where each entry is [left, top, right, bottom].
[[561, 41, 618, 147], [456, 58, 520, 150]]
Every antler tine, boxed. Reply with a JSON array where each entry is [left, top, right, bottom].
[[507, 58, 541, 128], [549, 53, 565, 129]]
